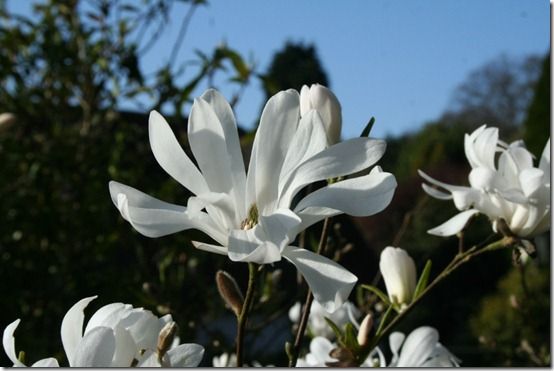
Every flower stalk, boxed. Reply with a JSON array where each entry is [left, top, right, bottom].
[[236, 263, 260, 367]]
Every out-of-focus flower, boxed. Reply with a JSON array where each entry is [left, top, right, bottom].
[[420, 125, 550, 238], [388, 326, 459, 367], [0, 112, 16, 133], [3, 296, 204, 367], [300, 84, 342, 145], [379, 247, 417, 309], [110, 88, 396, 311], [288, 300, 360, 339], [295, 337, 380, 367], [212, 352, 269, 367]]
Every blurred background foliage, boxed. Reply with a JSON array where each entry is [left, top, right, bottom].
[[0, 0, 549, 367]]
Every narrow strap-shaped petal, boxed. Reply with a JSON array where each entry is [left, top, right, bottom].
[[109, 181, 225, 242], [227, 227, 282, 264], [72, 326, 115, 367], [396, 326, 439, 366], [427, 209, 479, 237], [31, 358, 60, 367], [84, 303, 127, 334], [191, 241, 228, 255], [388, 332, 405, 366], [61, 296, 97, 366], [166, 343, 205, 367], [309, 337, 335, 364], [464, 126, 497, 169], [421, 183, 452, 200], [278, 110, 328, 202], [200, 89, 247, 216], [3, 319, 25, 367], [258, 209, 302, 252], [248, 89, 300, 214], [519, 168, 544, 198], [111, 326, 137, 367], [149, 111, 209, 196], [280, 137, 387, 208], [294, 168, 396, 217], [188, 98, 235, 198], [282, 246, 357, 312], [539, 138, 550, 181]]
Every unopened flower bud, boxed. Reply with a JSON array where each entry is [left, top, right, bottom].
[[157, 321, 178, 359], [300, 84, 342, 145], [379, 247, 417, 308], [357, 313, 373, 347], [216, 270, 244, 317]]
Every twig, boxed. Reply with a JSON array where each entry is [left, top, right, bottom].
[[236, 263, 259, 367]]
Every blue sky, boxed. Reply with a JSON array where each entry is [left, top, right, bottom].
[[9, 0, 550, 139]]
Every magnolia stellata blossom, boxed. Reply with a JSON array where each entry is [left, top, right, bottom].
[[295, 336, 382, 367], [388, 326, 459, 367], [300, 84, 342, 145], [420, 125, 550, 238], [110, 88, 396, 311], [379, 246, 417, 308], [3, 296, 204, 367], [288, 300, 360, 339]]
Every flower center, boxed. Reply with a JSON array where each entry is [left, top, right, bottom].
[[240, 204, 258, 230]]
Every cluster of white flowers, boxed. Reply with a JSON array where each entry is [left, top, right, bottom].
[[3, 296, 204, 367], [109, 85, 396, 312], [420, 125, 550, 238]]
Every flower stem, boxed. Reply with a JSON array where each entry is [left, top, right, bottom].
[[236, 262, 259, 367], [288, 217, 332, 367], [364, 235, 516, 359]]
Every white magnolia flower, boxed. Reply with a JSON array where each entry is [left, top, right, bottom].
[[379, 247, 417, 308], [110, 88, 396, 311], [420, 125, 550, 238], [3, 296, 204, 367], [288, 300, 360, 339], [300, 84, 342, 145], [295, 336, 381, 367], [388, 326, 459, 367]]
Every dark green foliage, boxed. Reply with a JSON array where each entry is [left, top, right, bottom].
[[523, 54, 550, 158]]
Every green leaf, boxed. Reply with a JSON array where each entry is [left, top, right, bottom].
[[360, 284, 391, 306], [413, 259, 432, 300], [324, 316, 344, 340], [360, 117, 375, 137], [343, 322, 360, 351]]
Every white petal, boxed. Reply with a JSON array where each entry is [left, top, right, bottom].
[[200, 89, 247, 216], [249, 89, 300, 213], [465, 126, 497, 169], [539, 138, 550, 181], [294, 170, 396, 217], [61, 296, 97, 366], [227, 227, 282, 264], [126, 312, 159, 350], [109, 181, 224, 241], [294, 207, 342, 235], [166, 343, 205, 367], [191, 241, 228, 256], [72, 326, 115, 367], [396, 326, 439, 367], [3, 319, 25, 367], [280, 137, 387, 207], [282, 246, 357, 312], [379, 247, 417, 305], [136, 350, 160, 367], [389, 331, 405, 365], [84, 303, 127, 334], [31, 358, 59, 367], [111, 326, 137, 367], [421, 183, 452, 200], [188, 98, 235, 196], [519, 168, 544, 198], [427, 209, 480, 237], [148, 111, 208, 196], [278, 110, 328, 201], [309, 337, 335, 364], [259, 209, 302, 250]]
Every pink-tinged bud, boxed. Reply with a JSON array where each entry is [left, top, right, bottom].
[[379, 247, 417, 308], [357, 313, 373, 347], [215, 270, 244, 317], [300, 84, 342, 145], [157, 321, 178, 359]]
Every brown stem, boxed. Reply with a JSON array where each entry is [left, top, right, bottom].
[[236, 263, 258, 367]]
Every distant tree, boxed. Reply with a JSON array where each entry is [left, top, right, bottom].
[[447, 54, 542, 131], [523, 55, 550, 157], [261, 42, 329, 100]]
